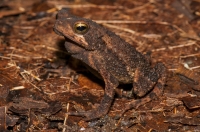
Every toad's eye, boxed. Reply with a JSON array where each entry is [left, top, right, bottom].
[[73, 22, 89, 35]]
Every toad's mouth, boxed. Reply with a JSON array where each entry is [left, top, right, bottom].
[[64, 36, 87, 54], [53, 25, 80, 45], [64, 36, 86, 49], [53, 26, 63, 36], [53, 26, 88, 53]]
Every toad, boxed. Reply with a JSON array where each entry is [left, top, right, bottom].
[[54, 9, 167, 120]]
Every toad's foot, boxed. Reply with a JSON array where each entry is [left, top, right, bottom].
[[67, 94, 114, 121]]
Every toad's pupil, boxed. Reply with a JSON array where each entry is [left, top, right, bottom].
[[77, 26, 86, 31]]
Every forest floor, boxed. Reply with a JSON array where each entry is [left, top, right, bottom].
[[0, 0, 200, 131]]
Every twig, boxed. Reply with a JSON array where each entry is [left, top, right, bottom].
[[56, 4, 124, 10], [101, 23, 162, 39], [95, 20, 186, 34], [62, 103, 70, 132], [152, 40, 196, 52]]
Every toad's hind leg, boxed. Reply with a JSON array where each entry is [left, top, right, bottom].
[[133, 63, 167, 97], [68, 65, 119, 121], [122, 63, 167, 114]]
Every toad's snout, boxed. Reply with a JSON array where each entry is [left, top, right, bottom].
[[53, 20, 64, 36]]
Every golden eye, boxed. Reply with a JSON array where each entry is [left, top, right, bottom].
[[73, 22, 89, 35]]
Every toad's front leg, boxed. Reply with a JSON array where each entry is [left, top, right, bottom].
[[68, 64, 119, 121]]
